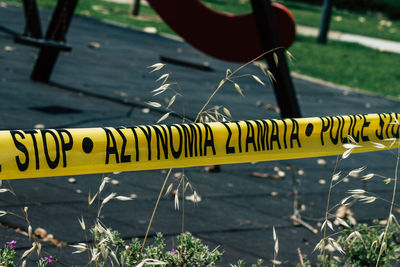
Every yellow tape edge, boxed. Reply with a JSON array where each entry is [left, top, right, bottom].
[[0, 112, 398, 179]]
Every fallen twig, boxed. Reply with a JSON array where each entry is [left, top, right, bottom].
[[297, 248, 305, 267], [291, 188, 318, 234]]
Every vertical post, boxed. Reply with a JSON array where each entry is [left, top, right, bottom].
[[131, 0, 141, 16], [317, 0, 333, 44], [31, 0, 78, 82], [250, 0, 301, 118], [22, 0, 43, 38]]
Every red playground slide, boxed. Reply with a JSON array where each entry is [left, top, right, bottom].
[[147, 0, 296, 62]]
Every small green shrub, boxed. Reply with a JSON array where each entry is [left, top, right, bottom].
[[88, 229, 222, 266], [0, 240, 53, 267], [300, 221, 400, 266], [336, 222, 400, 266], [0, 241, 16, 267], [231, 259, 265, 267]]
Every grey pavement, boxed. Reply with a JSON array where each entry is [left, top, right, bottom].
[[297, 25, 400, 54], [0, 3, 400, 266]]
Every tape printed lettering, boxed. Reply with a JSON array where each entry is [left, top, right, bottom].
[[2, 113, 399, 179]]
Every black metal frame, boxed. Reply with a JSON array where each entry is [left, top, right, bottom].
[[317, 0, 333, 44], [3, 0, 302, 116], [22, 0, 43, 38], [30, 0, 79, 82], [250, 0, 301, 118], [0, 0, 78, 82]]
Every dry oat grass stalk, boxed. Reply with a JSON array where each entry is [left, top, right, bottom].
[[194, 47, 284, 123], [376, 136, 400, 266], [144, 47, 296, 263]]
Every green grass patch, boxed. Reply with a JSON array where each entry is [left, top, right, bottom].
[[5, 0, 176, 35], [15, 0, 400, 41], [74, 0, 176, 35], [202, 0, 252, 14], [193, 0, 400, 42], [290, 35, 400, 98], [280, 0, 400, 42], [204, 0, 400, 42]]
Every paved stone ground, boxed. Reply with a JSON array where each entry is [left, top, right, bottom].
[[0, 3, 400, 266]]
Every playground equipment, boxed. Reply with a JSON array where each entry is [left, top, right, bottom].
[[147, 0, 295, 62], [27, 0, 78, 82], [143, 0, 301, 118], [0, 0, 78, 82], [147, 0, 300, 118], [1, 0, 301, 118]]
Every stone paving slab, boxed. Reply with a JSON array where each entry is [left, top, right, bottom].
[[0, 2, 400, 266], [296, 25, 400, 54]]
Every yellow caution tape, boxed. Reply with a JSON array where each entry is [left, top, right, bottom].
[[0, 113, 399, 179]]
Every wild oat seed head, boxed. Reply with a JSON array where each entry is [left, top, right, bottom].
[[102, 192, 117, 205], [167, 95, 176, 109], [348, 189, 366, 194], [147, 63, 165, 73], [157, 112, 170, 123], [361, 173, 375, 181], [332, 172, 341, 181], [156, 73, 169, 83], [252, 75, 265, 86], [146, 101, 162, 108], [348, 166, 366, 178]]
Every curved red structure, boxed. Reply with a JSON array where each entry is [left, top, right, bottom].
[[147, 0, 296, 62]]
